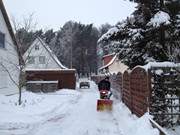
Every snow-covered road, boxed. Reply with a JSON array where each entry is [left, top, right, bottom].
[[33, 82, 123, 135], [0, 81, 159, 135]]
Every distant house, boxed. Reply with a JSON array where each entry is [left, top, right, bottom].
[[24, 37, 67, 69], [0, 0, 20, 95], [99, 53, 128, 75], [24, 37, 76, 91], [102, 53, 115, 67]]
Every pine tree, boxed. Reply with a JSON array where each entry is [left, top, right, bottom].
[[98, 0, 180, 68]]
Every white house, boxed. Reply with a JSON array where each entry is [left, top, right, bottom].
[[24, 37, 67, 69], [99, 54, 128, 75], [0, 0, 20, 95]]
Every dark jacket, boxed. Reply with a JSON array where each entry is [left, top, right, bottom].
[[98, 79, 111, 91]]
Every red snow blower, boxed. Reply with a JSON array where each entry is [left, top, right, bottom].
[[97, 90, 113, 111]]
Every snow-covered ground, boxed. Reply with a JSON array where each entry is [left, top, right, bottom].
[[167, 126, 180, 135], [0, 81, 159, 135]]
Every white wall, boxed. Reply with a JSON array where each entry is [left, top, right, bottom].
[[109, 57, 128, 74], [0, 10, 19, 95], [24, 38, 60, 69]]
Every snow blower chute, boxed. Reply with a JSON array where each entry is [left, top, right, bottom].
[[97, 90, 113, 111]]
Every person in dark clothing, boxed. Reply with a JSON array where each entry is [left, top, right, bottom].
[[98, 77, 112, 99], [98, 77, 111, 91]]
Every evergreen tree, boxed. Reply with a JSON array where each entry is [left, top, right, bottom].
[[99, 0, 180, 68]]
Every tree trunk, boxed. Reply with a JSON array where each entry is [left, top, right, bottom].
[[160, 0, 164, 10], [18, 87, 22, 105]]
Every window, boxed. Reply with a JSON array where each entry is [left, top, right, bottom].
[[28, 56, 35, 64], [39, 56, 45, 64], [35, 45, 39, 50], [0, 32, 5, 48]]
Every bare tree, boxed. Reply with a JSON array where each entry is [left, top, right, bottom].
[[0, 14, 37, 105], [0, 40, 25, 105], [12, 13, 37, 53]]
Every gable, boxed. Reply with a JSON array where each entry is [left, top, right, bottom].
[[0, 1, 20, 95], [0, 1, 19, 64], [0, 0, 17, 46], [108, 57, 128, 74], [24, 38, 66, 69]]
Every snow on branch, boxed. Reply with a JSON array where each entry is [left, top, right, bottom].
[[98, 21, 127, 43], [98, 27, 119, 43], [140, 61, 179, 71], [129, 28, 144, 41], [147, 11, 171, 27]]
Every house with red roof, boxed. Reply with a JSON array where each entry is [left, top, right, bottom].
[[99, 53, 128, 75]]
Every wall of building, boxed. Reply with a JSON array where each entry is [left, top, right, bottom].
[[109, 58, 128, 74], [26, 70, 76, 90], [24, 38, 60, 69], [0, 10, 19, 95]]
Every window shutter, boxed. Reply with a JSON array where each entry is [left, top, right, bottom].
[[0, 32, 5, 48]]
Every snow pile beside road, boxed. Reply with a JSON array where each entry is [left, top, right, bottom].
[[0, 90, 81, 124], [113, 102, 159, 135]]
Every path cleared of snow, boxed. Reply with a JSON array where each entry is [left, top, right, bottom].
[[0, 81, 159, 135]]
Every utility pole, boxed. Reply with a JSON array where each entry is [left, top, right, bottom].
[[70, 27, 73, 69], [160, 0, 164, 10], [70, 40, 73, 69]]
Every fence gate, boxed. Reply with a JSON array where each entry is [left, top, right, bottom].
[[150, 66, 180, 127]]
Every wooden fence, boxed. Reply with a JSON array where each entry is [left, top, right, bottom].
[[92, 65, 180, 127], [26, 69, 76, 91]]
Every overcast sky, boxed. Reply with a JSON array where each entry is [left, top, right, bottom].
[[4, 0, 136, 30]]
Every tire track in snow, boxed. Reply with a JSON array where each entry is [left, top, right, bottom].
[[0, 93, 82, 135], [55, 81, 124, 135]]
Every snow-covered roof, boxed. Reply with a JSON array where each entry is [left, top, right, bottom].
[[99, 54, 117, 70], [0, 0, 17, 46], [37, 37, 68, 69], [147, 11, 171, 27], [102, 53, 115, 59]]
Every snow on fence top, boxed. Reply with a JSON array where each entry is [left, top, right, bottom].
[[141, 62, 180, 71], [147, 11, 171, 27], [27, 81, 58, 84]]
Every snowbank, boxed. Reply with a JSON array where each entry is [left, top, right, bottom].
[[112, 103, 159, 135], [0, 90, 81, 124]]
